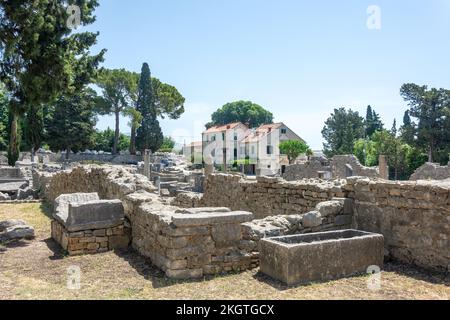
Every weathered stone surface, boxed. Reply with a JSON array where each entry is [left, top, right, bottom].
[[17, 187, 36, 200], [54, 193, 100, 216], [315, 200, 343, 217], [0, 192, 11, 201], [0, 225, 35, 241], [60, 200, 125, 232], [175, 207, 231, 214], [108, 235, 130, 249], [259, 230, 384, 285], [0, 219, 26, 232], [171, 211, 253, 227], [211, 223, 242, 247], [0, 181, 28, 193], [302, 211, 322, 227]]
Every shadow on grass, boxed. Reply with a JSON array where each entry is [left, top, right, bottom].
[[384, 262, 450, 285], [114, 248, 241, 289], [43, 238, 67, 260], [0, 239, 33, 254], [39, 202, 53, 220]]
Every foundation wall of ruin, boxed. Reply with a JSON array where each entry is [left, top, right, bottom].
[[131, 205, 258, 279], [190, 174, 348, 219], [409, 162, 450, 181], [346, 177, 450, 272]]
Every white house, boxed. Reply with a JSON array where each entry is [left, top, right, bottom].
[[202, 122, 304, 175]]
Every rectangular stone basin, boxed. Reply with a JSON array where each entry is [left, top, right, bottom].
[[259, 229, 384, 286]]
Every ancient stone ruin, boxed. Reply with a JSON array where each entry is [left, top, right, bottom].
[[28, 163, 449, 284]]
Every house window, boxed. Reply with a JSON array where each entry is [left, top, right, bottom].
[[281, 128, 287, 134], [211, 149, 216, 157], [267, 145, 273, 155], [222, 133, 225, 140], [212, 135, 216, 141], [234, 148, 238, 158]]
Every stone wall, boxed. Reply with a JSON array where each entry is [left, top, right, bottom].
[[283, 155, 380, 181], [346, 177, 450, 272], [241, 198, 353, 242], [331, 155, 380, 179], [51, 220, 130, 255], [409, 162, 450, 181], [35, 165, 156, 206], [283, 158, 331, 181], [175, 174, 348, 219], [132, 205, 258, 279]]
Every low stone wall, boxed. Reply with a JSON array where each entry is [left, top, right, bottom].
[[410, 162, 450, 181], [331, 155, 379, 179], [51, 220, 130, 255], [132, 205, 258, 278], [34, 165, 156, 205], [241, 198, 354, 243], [175, 174, 348, 219], [346, 177, 450, 272], [283, 159, 331, 181]]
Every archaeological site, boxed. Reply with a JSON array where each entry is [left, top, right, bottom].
[[1, 149, 448, 300]]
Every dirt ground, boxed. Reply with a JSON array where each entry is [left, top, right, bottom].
[[0, 203, 449, 300]]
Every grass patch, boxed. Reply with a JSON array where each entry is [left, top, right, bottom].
[[0, 203, 449, 300]]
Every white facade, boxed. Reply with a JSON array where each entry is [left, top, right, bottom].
[[202, 122, 304, 175]]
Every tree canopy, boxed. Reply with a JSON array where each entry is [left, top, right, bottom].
[[400, 83, 450, 163], [207, 101, 273, 128], [96, 68, 137, 154], [0, 0, 105, 164], [46, 88, 98, 159], [279, 140, 311, 164], [322, 108, 365, 157]]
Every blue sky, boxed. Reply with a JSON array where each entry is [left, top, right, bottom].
[[89, 0, 450, 150]]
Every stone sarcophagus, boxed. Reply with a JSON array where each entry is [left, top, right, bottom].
[[259, 229, 384, 286], [51, 193, 130, 255]]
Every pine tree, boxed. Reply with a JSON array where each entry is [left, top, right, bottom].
[[391, 119, 397, 137], [46, 89, 97, 159], [0, 1, 105, 165], [365, 105, 384, 137], [400, 110, 416, 145], [136, 63, 164, 152]]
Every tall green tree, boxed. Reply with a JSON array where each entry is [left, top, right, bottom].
[[207, 101, 273, 128], [0, 83, 8, 150], [96, 69, 137, 154], [322, 108, 365, 157], [0, 0, 105, 165], [135, 63, 185, 153], [46, 89, 98, 160], [365, 105, 384, 137], [400, 110, 416, 145], [24, 105, 44, 161], [400, 83, 450, 163]]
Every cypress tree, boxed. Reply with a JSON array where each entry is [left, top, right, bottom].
[[136, 63, 163, 152]]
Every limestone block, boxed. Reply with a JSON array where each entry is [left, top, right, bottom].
[[302, 211, 323, 228], [315, 200, 343, 217], [57, 200, 124, 232], [171, 211, 253, 227], [211, 223, 242, 247]]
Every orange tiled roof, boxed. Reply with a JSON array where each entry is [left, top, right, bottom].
[[203, 122, 246, 134]]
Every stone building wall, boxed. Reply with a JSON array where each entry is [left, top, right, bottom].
[[132, 205, 258, 279], [346, 177, 450, 272], [409, 162, 450, 181], [174, 174, 348, 219], [331, 155, 380, 179], [283, 159, 331, 181]]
